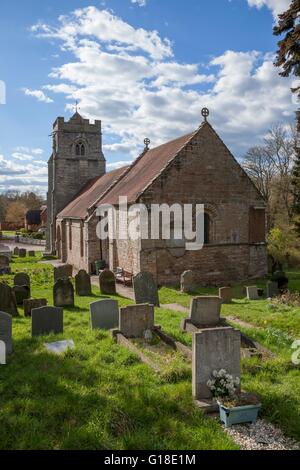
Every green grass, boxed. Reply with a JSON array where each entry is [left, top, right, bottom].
[[0, 254, 238, 450], [1, 255, 300, 448]]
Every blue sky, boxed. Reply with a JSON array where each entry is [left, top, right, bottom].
[[0, 0, 295, 195]]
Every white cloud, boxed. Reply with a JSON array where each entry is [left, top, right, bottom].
[[22, 88, 53, 103], [131, 0, 147, 6], [247, 0, 291, 18], [0, 153, 48, 194]]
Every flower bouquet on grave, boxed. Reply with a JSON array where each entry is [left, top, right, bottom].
[[207, 369, 261, 428]]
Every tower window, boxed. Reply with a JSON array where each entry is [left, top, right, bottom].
[[75, 142, 85, 156], [81, 144, 85, 156], [76, 144, 80, 156]]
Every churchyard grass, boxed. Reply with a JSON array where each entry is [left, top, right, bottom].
[[1, 254, 300, 448]]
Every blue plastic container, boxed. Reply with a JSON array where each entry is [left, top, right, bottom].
[[218, 401, 261, 428]]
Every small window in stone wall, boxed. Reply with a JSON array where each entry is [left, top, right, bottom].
[[249, 207, 266, 243], [75, 143, 85, 156], [69, 222, 72, 251], [204, 213, 210, 245]]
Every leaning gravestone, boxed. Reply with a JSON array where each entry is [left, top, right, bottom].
[[133, 271, 160, 307], [24, 298, 47, 317], [0, 283, 18, 317], [185, 296, 222, 330], [12, 285, 30, 306], [54, 264, 73, 282], [119, 304, 154, 338], [53, 279, 74, 307], [192, 327, 241, 400], [180, 270, 195, 293], [32, 306, 63, 337], [99, 270, 116, 295], [14, 272, 30, 288], [75, 270, 92, 296], [0, 311, 12, 355], [90, 299, 119, 330], [266, 281, 279, 299], [0, 255, 11, 275], [13, 247, 19, 256], [246, 286, 259, 300], [19, 249, 27, 258], [219, 287, 233, 304]]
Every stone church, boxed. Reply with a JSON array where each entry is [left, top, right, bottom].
[[47, 110, 267, 286]]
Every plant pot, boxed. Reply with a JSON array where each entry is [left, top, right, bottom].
[[218, 401, 261, 428]]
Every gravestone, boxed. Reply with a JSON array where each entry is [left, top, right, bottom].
[[0, 283, 18, 317], [0, 340, 5, 364], [90, 299, 119, 330], [219, 287, 233, 304], [192, 327, 241, 400], [23, 298, 47, 317], [54, 264, 73, 282], [0, 255, 9, 267], [99, 270, 116, 295], [180, 270, 195, 293], [14, 272, 30, 288], [0, 311, 12, 355], [119, 304, 154, 338], [266, 281, 279, 298], [246, 286, 259, 300], [53, 279, 74, 307], [133, 271, 160, 307], [13, 285, 30, 305], [44, 340, 74, 355], [13, 247, 19, 256], [0, 255, 11, 275], [0, 244, 12, 260], [32, 306, 63, 337], [187, 296, 222, 328], [19, 249, 27, 258], [75, 270, 92, 296], [28, 251, 35, 257]]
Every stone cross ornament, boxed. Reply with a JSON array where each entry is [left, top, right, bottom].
[[201, 108, 209, 121]]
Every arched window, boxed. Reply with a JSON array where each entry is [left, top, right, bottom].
[[75, 144, 80, 156], [204, 213, 210, 245], [80, 144, 85, 156]]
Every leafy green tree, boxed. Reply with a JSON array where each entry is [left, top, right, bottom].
[[274, 0, 300, 233]]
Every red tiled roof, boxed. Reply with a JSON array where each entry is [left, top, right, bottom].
[[99, 131, 196, 205], [58, 166, 129, 219]]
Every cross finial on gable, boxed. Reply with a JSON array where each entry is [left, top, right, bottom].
[[144, 138, 150, 150], [201, 107, 209, 122], [74, 100, 80, 113]]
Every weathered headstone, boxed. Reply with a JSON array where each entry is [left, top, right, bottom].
[[53, 279, 74, 307], [0, 340, 5, 364], [13, 285, 30, 306], [75, 270, 92, 296], [246, 286, 259, 300], [90, 299, 119, 330], [119, 303, 154, 338], [0, 255, 11, 274], [192, 327, 241, 400], [219, 287, 233, 304], [23, 298, 47, 317], [0, 283, 18, 317], [0, 311, 12, 355], [32, 306, 63, 337], [133, 271, 160, 307], [14, 272, 30, 288], [266, 281, 279, 298], [54, 264, 73, 282], [0, 244, 12, 260], [13, 247, 19, 256], [180, 270, 195, 293], [28, 251, 35, 257], [99, 270, 116, 295], [19, 249, 27, 258], [44, 340, 74, 355], [189, 296, 222, 327]]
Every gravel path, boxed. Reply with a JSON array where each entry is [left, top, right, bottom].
[[225, 419, 300, 450]]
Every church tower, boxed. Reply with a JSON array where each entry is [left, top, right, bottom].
[[46, 111, 106, 253]]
